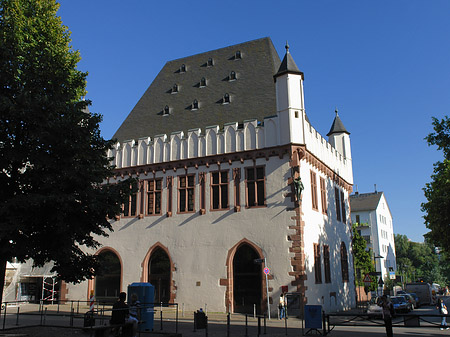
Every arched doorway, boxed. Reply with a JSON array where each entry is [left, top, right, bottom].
[[233, 244, 262, 314], [95, 250, 121, 302], [148, 247, 171, 303]]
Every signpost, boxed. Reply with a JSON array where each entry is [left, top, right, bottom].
[[255, 258, 271, 319]]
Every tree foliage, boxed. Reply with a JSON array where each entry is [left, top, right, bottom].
[[0, 0, 134, 302], [352, 223, 376, 290], [394, 234, 447, 285], [422, 116, 450, 256]]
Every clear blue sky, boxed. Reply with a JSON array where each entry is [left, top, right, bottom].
[[58, 0, 450, 243]]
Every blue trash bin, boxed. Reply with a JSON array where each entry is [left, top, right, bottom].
[[128, 282, 154, 331]]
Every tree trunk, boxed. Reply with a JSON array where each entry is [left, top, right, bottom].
[[0, 256, 7, 306]]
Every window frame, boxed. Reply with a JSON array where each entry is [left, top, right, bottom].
[[310, 170, 318, 211], [178, 174, 196, 214], [233, 168, 241, 212], [122, 184, 138, 218], [323, 244, 331, 283], [210, 169, 230, 211], [314, 243, 322, 284], [166, 176, 173, 217], [341, 242, 349, 283], [145, 178, 163, 216], [340, 190, 346, 224], [320, 177, 327, 215], [245, 166, 266, 208], [335, 187, 341, 222]]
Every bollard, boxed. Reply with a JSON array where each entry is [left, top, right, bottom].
[[77, 300, 79, 314], [254, 304, 256, 318], [70, 308, 74, 327], [16, 307, 19, 326], [3, 303, 7, 330], [160, 305, 163, 330], [284, 315, 287, 336], [205, 316, 208, 337], [176, 304, 179, 334], [258, 316, 261, 336], [245, 314, 248, 337], [264, 314, 267, 334], [44, 308, 47, 326], [227, 312, 230, 337], [57, 300, 60, 313], [193, 311, 197, 332]]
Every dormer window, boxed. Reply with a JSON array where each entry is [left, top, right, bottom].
[[200, 77, 206, 87], [229, 71, 237, 81], [192, 99, 199, 110], [235, 51, 242, 59], [172, 84, 178, 93], [223, 93, 230, 104], [163, 105, 170, 115], [180, 64, 186, 73], [207, 58, 214, 67]]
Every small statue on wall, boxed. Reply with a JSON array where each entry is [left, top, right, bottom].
[[294, 176, 304, 201]]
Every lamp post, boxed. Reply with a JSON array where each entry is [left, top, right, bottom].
[[374, 254, 384, 296]]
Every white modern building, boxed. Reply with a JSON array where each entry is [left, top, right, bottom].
[[61, 37, 356, 315], [350, 191, 396, 282]]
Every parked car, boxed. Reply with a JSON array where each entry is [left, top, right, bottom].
[[409, 293, 420, 308], [391, 296, 409, 313], [367, 297, 383, 317], [400, 294, 416, 310]]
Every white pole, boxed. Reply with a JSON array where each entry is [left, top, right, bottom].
[[265, 258, 270, 319]]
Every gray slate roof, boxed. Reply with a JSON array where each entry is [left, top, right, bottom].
[[350, 192, 383, 212], [274, 43, 304, 78], [113, 37, 282, 142], [327, 111, 349, 136]]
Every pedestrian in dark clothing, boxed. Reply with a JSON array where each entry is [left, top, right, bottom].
[[379, 295, 394, 337], [111, 292, 129, 325]]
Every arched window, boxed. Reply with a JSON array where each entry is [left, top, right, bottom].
[[340, 242, 349, 282], [172, 84, 178, 93], [229, 71, 237, 81], [235, 51, 242, 59], [200, 77, 206, 87], [180, 64, 186, 72], [207, 57, 214, 67], [163, 105, 170, 115], [223, 93, 230, 104], [192, 99, 199, 110], [95, 250, 121, 301]]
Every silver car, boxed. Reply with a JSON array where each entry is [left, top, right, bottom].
[[367, 297, 383, 317]]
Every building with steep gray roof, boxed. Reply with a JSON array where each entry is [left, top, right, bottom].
[[64, 37, 356, 316]]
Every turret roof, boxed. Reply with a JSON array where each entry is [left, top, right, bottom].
[[327, 110, 350, 136], [274, 42, 304, 78]]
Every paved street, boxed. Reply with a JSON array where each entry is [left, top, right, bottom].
[[1, 298, 449, 336]]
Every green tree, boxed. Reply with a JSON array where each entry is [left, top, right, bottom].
[[352, 223, 376, 290], [0, 0, 134, 304], [422, 116, 450, 256]]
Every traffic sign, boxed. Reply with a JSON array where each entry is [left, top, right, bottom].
[[263, 267, 270, 275], [363, 274, 372, 283]]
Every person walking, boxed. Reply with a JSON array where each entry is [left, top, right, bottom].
[[437, 298, 449, 330], [379, 295, 394, 337], [279, 294, 286, 319], [128, 293, 141, 337]]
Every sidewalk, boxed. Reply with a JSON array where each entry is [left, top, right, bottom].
[[1, 304, 449, 337]]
